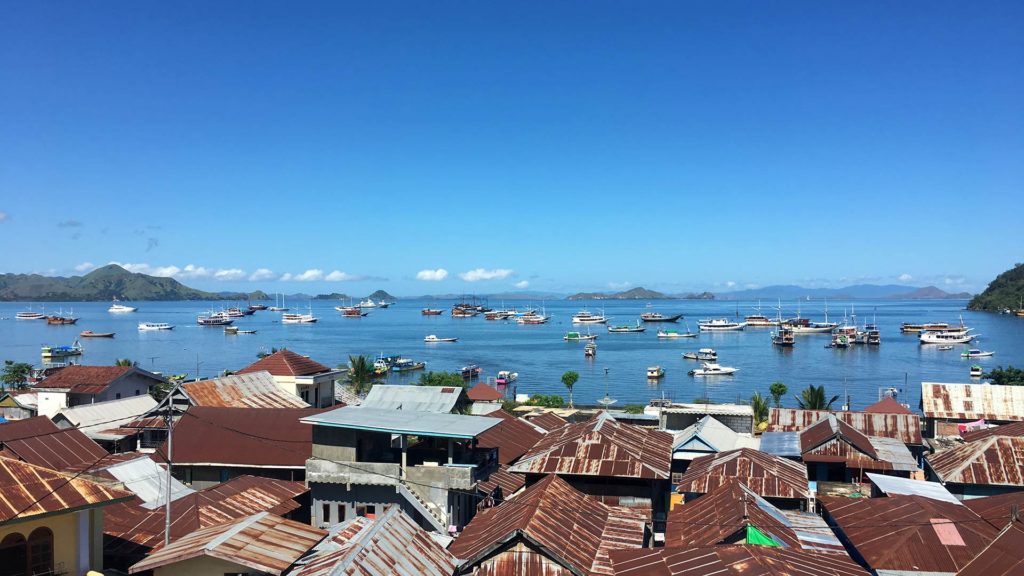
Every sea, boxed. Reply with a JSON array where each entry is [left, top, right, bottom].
[[2, 299, 1022, 411]]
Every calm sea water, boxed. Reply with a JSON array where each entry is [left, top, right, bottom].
[[2, 299, 1022, 410]]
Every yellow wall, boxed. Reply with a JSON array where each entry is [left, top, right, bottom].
[[0, 396, 19, 407], [0, 511, 83, 575], [154, 555, 256, 576]]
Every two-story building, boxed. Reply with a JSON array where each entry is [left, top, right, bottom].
[[31, 365, 167, 417], [236, 350, 343, 408]]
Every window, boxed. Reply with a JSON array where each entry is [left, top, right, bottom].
[[28, 528, 53, 575], [135, 389, 141, 396], [320, 502, 331, 527], [0, 533, 27, 576], [116, 393, 122, 399]]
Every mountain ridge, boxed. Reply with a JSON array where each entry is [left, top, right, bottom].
[[0, 265, 258, 301]]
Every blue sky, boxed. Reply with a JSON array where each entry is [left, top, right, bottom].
[[1, 1, 1021, 296]]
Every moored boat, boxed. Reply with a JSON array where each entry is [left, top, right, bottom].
[[392, 358, 426, 373], [460, 364, 482, 380], [682, 348, 717, 361], [224, 326, 239, 334], [657, 329, 695, 339], [138, 322, 173, 331], [919, 330, 976, 345], [608, 321, 645, 333], [41, 340, 83, 360], [357, 298, 377, 309], [496, 370, 518, 385], [79, 330, 115, 338], [584, 341, 597, 357], [336, 306, 368, 317], [970, 365, 984, 378], [421, 308, 444, 316], [697, 319, 746, 331], [960, 348, 994, 358], [571, 310, 608, 324], [282, 313, 318, 324], [563, 331, 597, 341], [688, 362, 738, 376], [46, 315, 78, 325], [771, 327, 795, 347], [16, 311, 46, 320], [109, 298, 138, 313], [198, 315, 234, 326], [646, 365, 664, 379], [639, 312, 683, 323], [424, 334, 458, 343], [900, 322, 949, 333], [744, 314, 778, 327]]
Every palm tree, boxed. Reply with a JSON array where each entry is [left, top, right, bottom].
[[751, 392, 769, 430], [561, 371, 579, 409], [114, 358, 135, 367], [769, 381, 787, 408], [346, 355, 375, 396], [794, 384, 839, 410]]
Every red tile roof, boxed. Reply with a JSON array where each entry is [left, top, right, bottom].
[[33, 365, 143, 395], [154, 407, 324, 467], [926, 436, 1024, 487], [448, 474, 647, 576], [610, 546, 870, 576], [864, 396, 914, 414], [0, 416, 109, 472], [0, 455, 133, 523], [676, 448, 809, 500], [820, 495, 999, 573], [509, 411, 672, 480], [237, 349, 330, 377], [476, 410, 544, 465], [467, 382, 504, 402]]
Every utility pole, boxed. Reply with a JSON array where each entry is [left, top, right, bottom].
[[162, 376, 183, 547]]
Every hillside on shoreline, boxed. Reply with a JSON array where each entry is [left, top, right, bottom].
[[968, 263, 1024, 311], [0, 265, 261, 302]]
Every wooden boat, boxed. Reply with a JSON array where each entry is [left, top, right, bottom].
[[224, 326, 239, 334], [563, 331, 597, 341], [682, 348, 718, 361], [640, 312, 683, 323], [41, 340, 83, 359], [496, 370, 518, 385], [46, 315, 78, 325], [336, 306, 368, 317], [688, 362, 738, 376], [392, 358, 426, 373], [460, 364, 482, 380], [237, 329, 257, 334], [771, 327, 795, 347], [900, 322, 950, 333], [608, 321, 645, 333], [744, 314, 778, 327], [584, 342, 597, 357], [198, 315, 234, 326], [960, 349, 994, 358], [421, 308, 444, 316], [657, 329, 696, 339], [424, 335, 458, 343], [79, 331, 115, 338], [452, 309, 479, 318], [646, 365, 664, 379]]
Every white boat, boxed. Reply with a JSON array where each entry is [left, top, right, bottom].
[[268, 293, 289, 312], [564, 331, 597, 341], [584, 341, 597, 357], [970, 365, 984, 378], [960, 349, 994, 358], [496, 370, 518, 385], [657, 329, 696, 339], [138, 322, 173, 331], [424, 334, 458, 343], [517, 313, 550, 324], [688, 362, 738, 376], [646, 366, 665, 379], [357, 298, 377, 309], [109, 298, 138, 313], [682, 348, 717, 361], [571, 310, 608, 324], [282, 313, 318, 324], [697, 319, 746, 331], [16, 311, 46, 320], [919, 330, 976, 345]]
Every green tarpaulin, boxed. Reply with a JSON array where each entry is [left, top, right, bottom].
[[745, 524, 782, 547]]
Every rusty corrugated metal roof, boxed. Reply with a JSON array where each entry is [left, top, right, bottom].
[[477, 464, 526, 497], [609, 545, 870, 576], [920, 382, 1024, 421], [508, 411, 672, 480], [522, 410, 568, 432], [820, 494, 999, 573], [237, 349, 331, 377], [0, 416, 109, 472], [448, 474, 647, 576], [676, 448, 809, 500], [0, 454, 134, 523], [476, 410, 545, 465], [128, 512, 326, 574], [182, 371, 310, 408], [961, 421, 1024, 443], [769, 407, 922, 446], [32, 365, 134, 393], [926, 436, 1024, 487], [964, 492, 1024, 527], [289, 507, 457, 576], [956, 518, 1024, 576], [0, 415, 62, 441]]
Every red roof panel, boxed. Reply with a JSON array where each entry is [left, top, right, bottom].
[[33, 365, 135, 394], [237, 350, 330, 377]]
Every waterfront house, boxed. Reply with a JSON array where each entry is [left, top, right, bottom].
[[925, 435, 1024, 499], [669, 415, 760, 479], [0, 415, 109, 472], [302, 406, 501, 533], [52, 394, 157, 453], [237, 349, 343, 408], [0, 455, 133, 576], [466, 381, 503, 415], [448, 474, 648, 576], [0, 390, 38, 420], [31, 365, 167, 417], [610, 546, 869, 576], [920, 382, 1024, 438], [768, 400, 924, 457], [675, 448, 809, 510]]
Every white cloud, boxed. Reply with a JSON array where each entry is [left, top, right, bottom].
[[214, 268, 246, 281], [416, 268, 449, 281], [724, 280, 737, 288], [459, 268, 513, 282], [898, 273, 913, 282], [279, 273, 293, 281], [74, 262, 95, 273], [514, 280, 529, 289], [325, 270, 359, 282], [151, 265, 182, 278], [607, 281, 632, 290], [293, 269, 325, 282], [249, 268, 275, 281], [0, 211, 7, 222], [110, 261, 152, 274], [944, 276, 966, 286]]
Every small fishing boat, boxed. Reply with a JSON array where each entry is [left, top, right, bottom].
[[771, 327, 795, 347], [640, 312, 683, 323], [424, 335, 458, 343], [571, 310, 609, 324], [108, 298, 138, 313], [496, 370, 518, 385], [372, 358, 391, 375], [336, 306, 368, 317], [970, 365, 984, 378], [237, 329, 257, 334], [198, 315, 234, 326], [46, 315, 78, 325], [697, 319, 747, 331], [688, 362, 738, 376], [563, 331, 597, 341], [421, 308, 444, 316], [828, 332, 852, 349], [138, 322, 174, 331], [584, 341, 597, 357], [960, 349, 994, 358], [16, 311, 46, 320], [682, 348, 718, 361], [608, 321, 646, 333], [937, 345, 954, 351], [392, 358, 426, 373], [224, 326, 239, 334], [657, 329, 695, 339], [460, 364, 482, 380], [41, 340, 83, 360], [646, 365, 665, 379], [79, 331, 115, 338]]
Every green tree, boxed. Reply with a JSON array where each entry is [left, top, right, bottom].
[[751, 391, 769, 430], [1, 361, 33, 391], [769, 381, 788, 408], [623, 404, 645, 414], [794, 385, 840, 410], [114, 358, 135, 367], [417, 371, 466, 388], [526, 395, 564, 408], [346, 355, 375, 396], [561, 371, 579, 408], [982, 366, 1024, 386]]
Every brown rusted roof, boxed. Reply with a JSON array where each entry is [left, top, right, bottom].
[[926, 436, 1024, 487], [794, 415, 918, 473], [668, 479, 845, 553], [33, 365, 163, 395], [956, 517, 1024, 576], [921, 382, 1024, 421], [104, 475, 308, 558], [523, 410, 568, 432], [676, 447, 809, 500], [448, 474, 647, 576], [478, 463, 526, 496], [820, 494, 999, 573], [769, 407, 922, 446], [181, 371, 310, 408], [964, 492, 1024, 527], [864, 396, 914, 414], [237, 349, 331, 377], [467, 382, 504, 402], [508, 411, 672, 480], [290, 507, 457, 576], [0, 455, 133, 523], [801, 415, 877, 458], [609, 545, 870, 576], [476, 410, 545, 465], [154, 407, 324, 467], [128, 512, 326, 574], [961, 421, 1024, 443], [0, 416, 109, 472]]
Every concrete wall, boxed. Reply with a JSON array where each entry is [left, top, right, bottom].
[[0, 508, 104, 576], [36, 390, 68, 418], [311, 482, 428, 529], [176, 465, 303, 489]]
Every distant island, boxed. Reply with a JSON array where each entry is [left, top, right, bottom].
[[568, 287, 714, 301], [0, 264, 262, 302], [367, 289, 396, 302], [968, 263, 1024, 311], [718, 284, 971, 301]]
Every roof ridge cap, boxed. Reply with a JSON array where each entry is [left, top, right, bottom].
[[204, 512, 268, 551]]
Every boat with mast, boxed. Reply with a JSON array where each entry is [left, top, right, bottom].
[[771, 326, 795, 347], [268, 293, 289, 312], [572, 309, 609, 324], [697, 318, 746, 331]]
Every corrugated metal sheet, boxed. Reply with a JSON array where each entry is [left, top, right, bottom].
[[477, 464, 526, 497], [0, 415, 61, 441], [1, 420, 109, 472], [769, 407, 923, 446], [33, 365, 136, 394], [182, 371, 310, 408], [673, 415, 754, 453], [448, 474, 647, 576], [0, 455, 133, 522], [662, 403, 755, 417], [508, 411, 672, 480], [303, 407, 499, 439], [760, 431, 803, 457], [921, 382, 1024, 421], [290, 507, 458, 576], [476, 410, 545, 465], [609, 545, 870, 576], [360, 385, 463, 413], [522, 411, 568, 432], [956, 518, 1024, 576], [964, 491, 1024, 527], [92, 455, 195, 509], [820, 494, 999, 573], [865, 472, 961, 505], [961, 420, 1024, 442], [926, 436, 1024, 487], [469, 542, 575, 576], [54, 395, 157, 440], [128, 511, 327, 574], [676, 448, 809, 500], [792, 415, 918, 473]]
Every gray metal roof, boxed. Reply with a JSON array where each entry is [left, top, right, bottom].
[[661, 402, 754, 416], [759, 431, 802, 457], [98, 456, 195, 509], [54, 395, 158, 440], [301, 407, 500, 439], [865, 472, 961, 505], [361, 385, 462, 413], [672, 415, 759, 454]]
